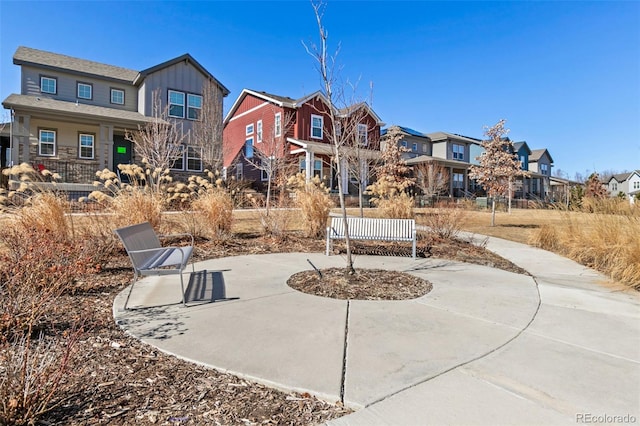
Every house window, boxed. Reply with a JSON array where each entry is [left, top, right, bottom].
[[168, 90, 185, 118], [519, 155, 526, 169], [423, 143, 428, 153], [111, 88, 125, 105], [412, 143, 418, 152], [358, 123, 368, 146], [187, 146, 202, 171], [39, 129, 56, 156], [299, 158, 323, 178], [78, 133, 94, 159], [452, 144, 464, 160], [453, 172, 464, 188], [187, 94, 202, 120], [612, 183, 618, 191], [541, 164, 549, 175], [401, 141, 407, 148], [171, 145, 185, 170], [246, 123, 254, 136], [245, 138, 254, 159], [236, 163, 243, 180], [275, 113, 282, 137], [77, 82, 93, 100], [634, 181, 639, 190], [257, 120, 263, 143], [40, 76, 57, 94], [261, 157, 271, 181], [311, 114, 323, 139]]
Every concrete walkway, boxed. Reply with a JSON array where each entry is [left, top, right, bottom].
[[113, 236, 640, 425]]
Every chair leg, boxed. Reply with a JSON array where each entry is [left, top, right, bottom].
[[123, 271, 139, 310], [179, 271, 187, 307]]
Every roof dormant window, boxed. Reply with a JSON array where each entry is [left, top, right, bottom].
[[187, 94, 202, 120], [168, 90, 185, 118], [40, 76, 57, 94], [311, 114, 323, 139], [77, 82, 93, 100], [110, 88, 125, 105]]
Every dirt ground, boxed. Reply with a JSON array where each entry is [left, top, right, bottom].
[[36, 227, 526, 425]]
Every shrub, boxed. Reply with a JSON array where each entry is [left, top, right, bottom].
[[192, 189, 233, 240], [288, 173, 334, 238], [375, 192, 414, 219], [248, 193, 292, 239], [417, 207, 466, 239]]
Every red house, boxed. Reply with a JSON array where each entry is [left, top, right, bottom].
[[223, 89, 384, 194]]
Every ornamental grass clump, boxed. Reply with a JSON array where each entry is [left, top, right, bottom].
[[87, 163, 168, 229], [288, 173, 334, 238], [529, 207, 640, 290]]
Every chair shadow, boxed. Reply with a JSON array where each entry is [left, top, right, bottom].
[[185, 269, 239, 306]]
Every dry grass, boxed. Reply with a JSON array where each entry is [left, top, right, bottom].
[[457, 206, 640, 290]]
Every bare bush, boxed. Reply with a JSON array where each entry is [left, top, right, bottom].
[[418, 207, 467, 239], [375, 192, 414, 219], [288, 173, 334, 238]]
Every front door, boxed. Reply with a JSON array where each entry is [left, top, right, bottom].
[[112, 135, 132, 182]]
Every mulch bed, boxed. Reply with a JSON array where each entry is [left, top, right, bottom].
[[33, 232, 525, 425], [288, 268, 432, 300]]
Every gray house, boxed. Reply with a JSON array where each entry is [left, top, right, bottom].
[[528, 148, 554, 199], [608, 171, 640, 204], [388, 127, 482, 197], [2, 46, 228, 189]]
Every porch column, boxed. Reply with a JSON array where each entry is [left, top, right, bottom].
[[305, 150, 313, 181], [15, 114, 31, 164], [449, 166, 454, 197], [463, 168, 468, 193], [99, 124, 114, 170]]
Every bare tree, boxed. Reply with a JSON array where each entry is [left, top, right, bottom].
[[192, 79, 225, 173], [414, 161, 449, 203], [304, 0, 356, 273], [469, 119, 525, 226], [247, 108, 296, 214], [125, 89, 185, 185], [340, 102, 379, 217]]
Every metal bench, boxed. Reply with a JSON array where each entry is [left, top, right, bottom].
[[326, 217, 417, 259], [114, 222, 195, 310]]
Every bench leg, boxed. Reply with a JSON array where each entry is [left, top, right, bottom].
[[123, 271, 139, 310], [179, 271, 187, 307], [326, 229, 331, 256], [412, 239, 417, 260]]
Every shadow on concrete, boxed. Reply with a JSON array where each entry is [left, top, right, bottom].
[[185, 269, 238, 305]]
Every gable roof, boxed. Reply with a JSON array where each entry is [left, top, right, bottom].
[[529, 148, 554, 163], [14, 46, 138, 83], [608, 171, 640, 184], [13, 46, 229, 96], [427, 131, 482, 145], [512, 141, 532, 155], [224, 88, 384, 126], [135, 53, 229, 95]]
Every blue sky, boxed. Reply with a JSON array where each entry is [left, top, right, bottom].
[[1, 1, 638, 178]]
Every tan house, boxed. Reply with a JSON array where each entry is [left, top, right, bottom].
[[2, 46, 228, 193]]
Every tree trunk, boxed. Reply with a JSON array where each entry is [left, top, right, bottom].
[[491, 197, 496, 227], [358, 181, 364, 218], [335, 155, 355, 274], [508, 177, 512, 214]]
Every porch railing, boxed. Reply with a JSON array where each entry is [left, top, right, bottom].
[[31, 160, 98, 184]]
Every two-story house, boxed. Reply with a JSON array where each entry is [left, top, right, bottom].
[[528, 148, 554, 200], [608, 171, 640, 204], [392, 127, 482, 197], [2, 46, 228, 193], [222, 88, 384, 194]]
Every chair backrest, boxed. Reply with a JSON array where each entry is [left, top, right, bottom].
[[114, 222, 162, 269]]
